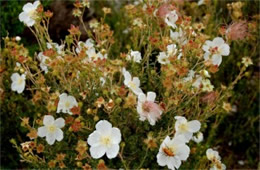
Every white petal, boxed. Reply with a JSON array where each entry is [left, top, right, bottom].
[[171, 157, 181, 169], [17, 83, 25, 93], [138, 93, 146, 103], [46, 133, 56, 145], [213, 37, 224, 46], [68, 96, 77, 106], [132, 77, 140, 87], [43, 115, 55, 126], [55, 128, 63, 141], [89, 145, 106, 159], [59, 93, 68, 101], [219, 44, 230, 56], [54, 118, 65, 128], [22, 3, 33, 12], [133, 87, 143, 96], [212, 54, 222, 66], [187, 120, 201, 132], [87, 131, 101, 147], [26, 19, 35, 27], [123, 71, 131, 85], [176, 144, 190, 160], [37, 126, 47, 137], [11, 73, 19, 81], [106, 144, 120, 159], [156, 153, 169, 166], [33, 1, 40, 8], [147, 92, 156, 102], [95, 120, 112, 134], [203, 52, 210, 60], [111, 128, 121, 144], [18, 12, 28, 22]]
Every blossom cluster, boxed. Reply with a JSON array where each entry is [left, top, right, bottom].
[[3, 0, 255, 169]]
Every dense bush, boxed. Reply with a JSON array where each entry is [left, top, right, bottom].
[[0, 0, 259, 169]]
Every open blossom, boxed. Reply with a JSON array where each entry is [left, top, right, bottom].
[[165, 10, 178, 29], [11, 73, 26, 93], [137, 92, 163, 126], [183, 70, 195, 82], [167, 44, 178, 56], [127, 50, 142, 63], [19, 1, 40, 27], [123, 69, 143, 95], [192, 132, 203, 143], [202, 37, 230, 66], [170, 29, 187, 45], [37, 52, 50, 74], [57, 93, 78, 115], [86, 48, 107, 62], [87, 120, 121, 159], [206, 148, 221, 162], [157, 135, 190, 170], [47, 42, 65, 55], [158, 52, 170, 65], [174, 116, 201, 142], [37, 115, 65, 145], [242, 57, 253, 67], [76, 39, 95, 54]]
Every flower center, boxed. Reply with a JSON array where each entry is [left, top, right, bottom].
[[65, 101, 71, 108], [210, 47, 219, 54], [100, 136, 111, 146], [28, 10, 37, 19], [162, 147, 175, 157], [179, 123, 188, 132], [17, 78, 24, 85], [128, 81, 137, 90], [47, 125, 56, 133], [142, 102, 151, 113]]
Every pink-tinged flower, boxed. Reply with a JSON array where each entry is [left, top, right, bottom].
[[137, 92, 163, 126], [226, 21, 248, 41], [202, 37, 230, 66], [19, 1, 40, 27], [157, 3, 174, 19]]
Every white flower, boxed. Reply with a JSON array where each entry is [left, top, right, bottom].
[[167, 44, 178, 56], [127, 50, 142, 63], [192, 75, 202, 88], [16, 62, 21, 68], [87, 120, 121, 159], [165, 10, 178, 29], [86, 48, 107, 62], [158, 52, 170, 65], [210, 163, 226, 170], [76, 39, 95, 54], [123, 69, 143, 95], [206, 148, 221, 162], [202, 37, 230, 66], [37, 115, 65, 145], [157, 135, 190, 170], [201, 79, 214, 92], [37, 52, 50, 74], [183, 70, 195, 82], [198, 0, 205, 6], [18, 1, 40, 27], [47, 42, 65, 55], [242, 57, 253, 67], [137, 92, 163, 126], [192, 132, 203, 143], [174, 116, 201, 142], [11, 73, 26, 93], [57, 93, 78, 115], [15, 36, 21, 41], [170, 29, 187, 45]]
